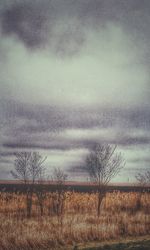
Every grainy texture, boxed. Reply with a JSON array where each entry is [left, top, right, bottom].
[[0, 191, 149, 249]]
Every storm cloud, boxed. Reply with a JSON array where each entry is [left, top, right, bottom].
[[0, 100, 150, 180], [0, 0, 85, 56], [0, 0, 150, 181]]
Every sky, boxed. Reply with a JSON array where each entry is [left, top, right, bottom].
[[0, 0, 150, 182]]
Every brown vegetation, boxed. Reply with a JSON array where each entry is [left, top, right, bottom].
[[0, 190, 149, 249]]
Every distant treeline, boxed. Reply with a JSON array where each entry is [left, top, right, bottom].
[[0, 183, 149, 193]]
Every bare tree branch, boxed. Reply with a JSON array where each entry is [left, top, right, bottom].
[[84, 143, 125, 216], [136, 170, 150, 187], [11, 152, 47, 218]]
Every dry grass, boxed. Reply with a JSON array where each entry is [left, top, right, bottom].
[[0, 191, 149, 249]]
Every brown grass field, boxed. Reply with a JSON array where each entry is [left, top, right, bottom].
[[0, 190, 149, 250]]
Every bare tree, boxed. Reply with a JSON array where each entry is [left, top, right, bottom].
[[29, 152, 47, 184], [52, 168, 68, 227], [135, 170, 150, 211], [35, 167, 47, 217], [11, 152, 31, 184], [11, 152, 47, 218], [27, 152, 47, 217], [136, 170, 150, 187], [84, 144, 125, 217], [53, 167, 68, 190]]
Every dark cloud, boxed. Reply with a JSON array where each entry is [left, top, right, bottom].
[[1, 99, 149, 180], [2, 127, 150, 152], [1, 100, 150, 152], [0, 0, 150, 180], [0, 99, 66, 134], [0, 0, 85, 55], [1, 0, 150, 57], [0, 100, 150, 138], [66, 155, 89, 175], [115, 136, 150, 147], [0, 1, 50, 49], [0, 151, 14, 157], [2, 142, 80, 152]]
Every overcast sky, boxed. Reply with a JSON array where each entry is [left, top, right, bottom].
[[0, 0, 150, 182]]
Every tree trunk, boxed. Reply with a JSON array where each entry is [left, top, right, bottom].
[[97, 192, 105, 217], [26, 187, 33, 218], [39, 202, 44, 216]]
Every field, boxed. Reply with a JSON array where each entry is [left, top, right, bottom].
[[0, 187, 150, 250]]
